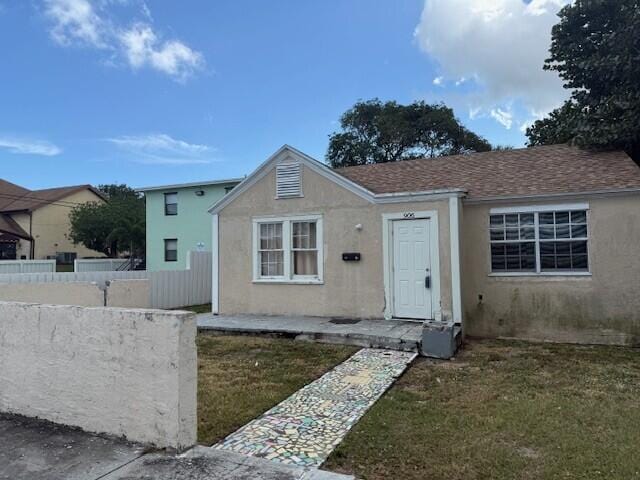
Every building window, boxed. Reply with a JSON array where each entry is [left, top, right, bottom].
[[259, 223, 284, 277], [292, 221, 318, 276], [490, 205, 589, 275], [164, 192, 178, 215], [253, 215, 323, 283], [164, 238, 178, 262]]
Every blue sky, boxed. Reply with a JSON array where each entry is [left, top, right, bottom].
[[0, 0, 569, 189]]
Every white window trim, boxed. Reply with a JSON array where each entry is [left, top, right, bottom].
[[490, 203, 589, 214], [252, 214, 323, 284], [488, 203, 592, 277]]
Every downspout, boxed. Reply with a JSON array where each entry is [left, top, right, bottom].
[[29, 211, 35, 259]]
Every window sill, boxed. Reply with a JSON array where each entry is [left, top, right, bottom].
[[488, 272, 592, 278], [252, 278, 323, 285]]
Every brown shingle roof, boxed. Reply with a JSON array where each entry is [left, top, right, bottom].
[[336, 144, 640, 200], [0, 179, 30, 211], [0, 181, 105, 213], [0, 214, 30, 239]]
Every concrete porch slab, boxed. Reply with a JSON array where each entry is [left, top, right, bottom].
[[197, 314, 424, 352]]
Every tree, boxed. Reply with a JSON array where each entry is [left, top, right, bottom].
[[69, 184, 145, 258], [327, 99, 492, 167], [526, 0, 640, 162]]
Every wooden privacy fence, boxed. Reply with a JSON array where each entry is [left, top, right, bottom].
[[0, 251, 211, 309], [0, 260, 56, 274]]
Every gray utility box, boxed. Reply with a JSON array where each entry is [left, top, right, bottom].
[[421, 321, 457, 359]]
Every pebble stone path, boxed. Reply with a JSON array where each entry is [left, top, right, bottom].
[[213, 348, 416, 468]]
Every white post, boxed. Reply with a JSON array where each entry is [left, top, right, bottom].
[[211, 214, 219, 314], [449, 196, 463, 325]]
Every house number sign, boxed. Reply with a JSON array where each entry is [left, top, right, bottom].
[[403, 212, 415, 218]]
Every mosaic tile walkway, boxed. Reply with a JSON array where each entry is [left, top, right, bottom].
[[213, 348, 416, 468]]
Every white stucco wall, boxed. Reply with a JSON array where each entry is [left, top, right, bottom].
[[106, 279, 150, 308], [0, 281, 104, 306], [0, 302, 197, 449]]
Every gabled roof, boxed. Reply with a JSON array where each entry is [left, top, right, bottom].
[[0, 179, 30, 211], [208, 144, 640, 215], [337, 144, 640, 200], [208, 145, 384, 214], [0, 181, 105, 213], [0, 214, 31, 240]]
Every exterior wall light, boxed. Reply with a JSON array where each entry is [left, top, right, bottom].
[[195, 190, 205, 196]]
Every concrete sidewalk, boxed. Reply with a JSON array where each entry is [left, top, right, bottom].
[[0, 413, 144, 480], [198, 313, 424, 352], [0, 413, 353, 480]]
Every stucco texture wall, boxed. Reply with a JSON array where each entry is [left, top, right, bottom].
[[218, 165, 452, 319], [29, 189, 106, 260], [0, 302, 197, 449], [461, 195, 640, 346], [145, 183, 236, 271], [10, 212, 31, 259], [0, 281, 104, 306], [0, 279, 150, 308], [106, 279, 151, 308]]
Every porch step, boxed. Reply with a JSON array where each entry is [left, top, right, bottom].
[[197, 314, 423, 353], [294, 331, 420, 352]]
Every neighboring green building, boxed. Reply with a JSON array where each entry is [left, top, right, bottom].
[[139, 178, 242, 271]]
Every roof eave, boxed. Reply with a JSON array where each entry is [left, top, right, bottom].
[[0, 229, 32, 241], [373, 189, 467, 203], [136, 177, 245, 193], [463, 187, 640, 204]]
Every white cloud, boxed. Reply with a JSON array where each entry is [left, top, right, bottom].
[[455, 77, 467, 86], [44, 0, 105, 47], [432, 76, 443, 86], [415, 0, 571, 126], [490, 108, 513, 129], [119, 24, 203, 81], [468, 106, 482, 120], [107, 133, 214, 165], [0, 137, 62, 156], [42, 0, 204, 81]]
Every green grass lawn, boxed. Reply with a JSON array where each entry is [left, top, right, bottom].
[[181, 303, 212, 314], [325, 340, 640, 480], [197, 334, 358, 445]]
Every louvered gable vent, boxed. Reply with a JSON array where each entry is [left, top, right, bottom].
[[276, 162, 302, 198]]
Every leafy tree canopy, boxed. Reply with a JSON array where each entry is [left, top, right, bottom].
[[526, 0, 640, 162], [327, 99, 492, 168], [69, 184, 145, 258]]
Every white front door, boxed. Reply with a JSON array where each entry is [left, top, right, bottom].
[[392, 219, 432, 319]]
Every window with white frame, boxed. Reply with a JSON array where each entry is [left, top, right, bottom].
[[258, 223, 284, 276], [292, 221, 318, 276], [254, 215, 323, 282], [490, 206, 589, 274]]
